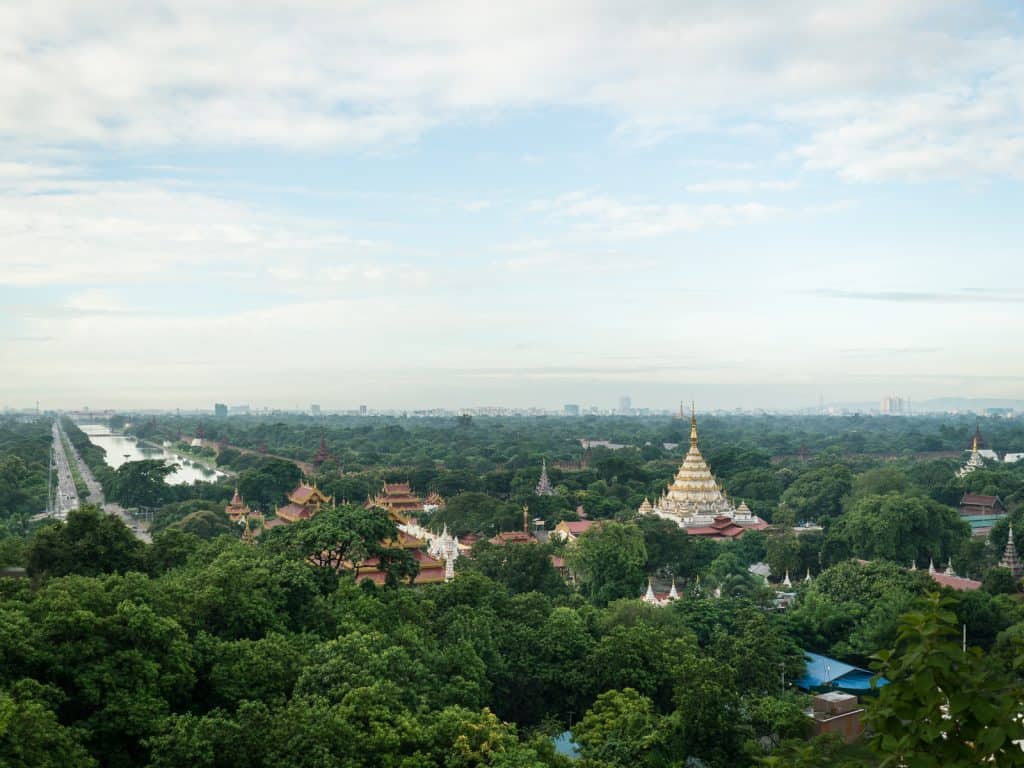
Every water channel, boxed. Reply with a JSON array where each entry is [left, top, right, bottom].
[[78, 424, 226, 485]]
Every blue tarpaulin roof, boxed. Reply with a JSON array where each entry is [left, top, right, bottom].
[[796, 651, 887, 692], [553, 731, 580, 759]]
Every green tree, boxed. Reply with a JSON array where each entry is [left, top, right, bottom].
[[568, 522, 647, 605], [779, 464, 852, 521], [26, 506, 145, 578], [432, 492, 521, 536], [983, 567, 1019, 595], [766, 533, 802, 582], [868, 593, 1024, 767], [0, 680, 97, 768], [461, 541, 568, 596], [827, 493, 969, 565], [112, 460, 176, 509], [573, 688, 665, 767]]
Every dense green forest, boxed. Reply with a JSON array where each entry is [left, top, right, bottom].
[[2, 413, 1024, 766]]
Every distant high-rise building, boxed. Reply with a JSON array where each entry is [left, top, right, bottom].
[[311, 404, 321, 416], [359, 404, 368, 416], [618, 395, 632, 414], [214, 403, 228, 418], [564, 404, 580, 416], [880, 396, 906, 415], [228, 404, 250, 416]]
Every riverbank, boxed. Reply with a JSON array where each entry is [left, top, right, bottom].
[[143, 439, 233, 478], [59, 421, 151, 543]]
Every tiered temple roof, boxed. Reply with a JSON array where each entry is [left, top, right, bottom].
[[638, 405, 766, 537], [224, 486, 251, 523], [1000, 523, 1023, 581], [277, 482, 333, 524], [365, 482, 434, 522], [313, 435, 333, 467]]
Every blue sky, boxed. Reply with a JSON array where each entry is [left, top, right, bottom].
[[2, 1, 1023, 411]]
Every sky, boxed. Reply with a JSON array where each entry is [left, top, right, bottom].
[[2, 0, 1024, 412]]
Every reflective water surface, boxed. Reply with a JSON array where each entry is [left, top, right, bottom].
[[78, 424, 225, 485]]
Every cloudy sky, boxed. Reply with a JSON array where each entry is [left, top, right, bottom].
[[2, 1, 1023, 411]]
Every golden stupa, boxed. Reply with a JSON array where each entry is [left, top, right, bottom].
[[639, 405, 764, 530]]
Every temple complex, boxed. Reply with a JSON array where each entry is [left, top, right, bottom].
[[276, 482, 333, 524], [354, 530, 449, 585], [397, 519, 464, 579], [365, 482, 441, 522], [224, 486, 251, 523], [637, 406, 767, 537]]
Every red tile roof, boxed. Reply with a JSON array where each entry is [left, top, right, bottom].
[[563, 521, 594, 534], [277, 502, 312, 522], [929, 572, 982, 591], [961, 493, 1000, 506], [685, 514, 770, 538], [290, 485, 315, 503], [686, 525, 746, 539]]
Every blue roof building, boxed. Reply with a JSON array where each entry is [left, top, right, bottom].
[[796, 651, 888, 694], [553, 731, 580, 759]]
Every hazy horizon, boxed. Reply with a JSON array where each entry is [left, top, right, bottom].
[[3, 2, 1024, 410]]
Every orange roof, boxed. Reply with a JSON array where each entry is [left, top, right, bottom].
[[560, 521, 594, 534], [277, 502, 313, 522], [686, 519, 747, 538], [289, 483, 331, 505], [929, 572, 982, 591]]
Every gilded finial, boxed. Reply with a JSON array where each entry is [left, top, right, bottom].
[[689, 402, 698, 447]]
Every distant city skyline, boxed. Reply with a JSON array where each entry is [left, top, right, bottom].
[[3, 3, 1023, 409]]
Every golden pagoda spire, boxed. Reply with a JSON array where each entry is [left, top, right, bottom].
[[973, 435, 979, 452], [689, 401, 698, 448]]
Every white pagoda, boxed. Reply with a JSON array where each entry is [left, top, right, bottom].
[[638, 405, 766, 533], [957, 434, 986, 478]]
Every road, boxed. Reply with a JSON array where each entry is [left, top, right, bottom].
[[50, 421, 80, 516], [55, 420, 152, 543]]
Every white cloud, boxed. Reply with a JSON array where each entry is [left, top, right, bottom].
[[687, 179, 799, 193], [0, 0, 1020, 183], [795, 77, 1024, 180], [534, 191, 783, 238], [0, 168, 398, 289]]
